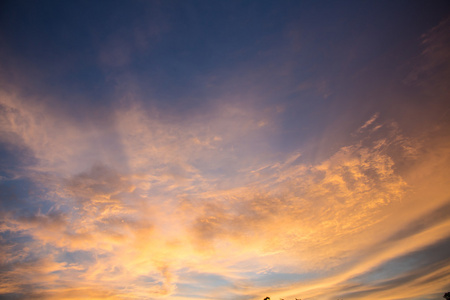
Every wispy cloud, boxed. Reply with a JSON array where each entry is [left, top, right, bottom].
[[1, 83, 449, 298]]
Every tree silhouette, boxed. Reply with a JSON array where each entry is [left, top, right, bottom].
[[443, 292, 450, 299], [263, 297, 270, 300]]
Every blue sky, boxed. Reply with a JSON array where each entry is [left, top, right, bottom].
[[1, 1, 450, 299]]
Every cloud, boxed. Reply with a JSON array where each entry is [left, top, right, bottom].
[[357, 113, 379, 132], [1, 12, 450, 296], [183, 128, 410, 275], [2, 87, 449, 298], [404, 16, 450, 88], [0, 90, 288, 298]]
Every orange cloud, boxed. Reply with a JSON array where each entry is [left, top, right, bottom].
[[1, 84, 449, 299]]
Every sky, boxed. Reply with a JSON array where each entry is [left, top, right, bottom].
[[0, 1, 450, 299]]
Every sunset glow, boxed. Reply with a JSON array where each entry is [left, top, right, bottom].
[[1, 1, 450, 299]]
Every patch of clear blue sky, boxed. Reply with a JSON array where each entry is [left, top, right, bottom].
[[2, 0, 449, 110], [347, 237, 450, 286], [55, 249, 96, 266]]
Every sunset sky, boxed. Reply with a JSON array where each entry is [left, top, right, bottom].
[[1, 1, 450, 299]]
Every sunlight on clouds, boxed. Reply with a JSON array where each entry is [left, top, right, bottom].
[[1, 7, 450, 298], [0, 92, 291, 297], [3, 88, 446, 299]]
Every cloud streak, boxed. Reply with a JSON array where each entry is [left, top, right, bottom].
[[1, 88, 449, 299]]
